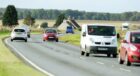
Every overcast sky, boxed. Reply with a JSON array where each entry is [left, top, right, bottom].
[[0, 0, 140, 13]]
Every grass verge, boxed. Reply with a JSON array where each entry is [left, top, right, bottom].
[[60, 34, 80, 46], [0, 32, 47, 76]]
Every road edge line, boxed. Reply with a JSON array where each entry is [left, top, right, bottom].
[[4, 38, 55, 76]]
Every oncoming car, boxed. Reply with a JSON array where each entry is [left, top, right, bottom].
[[11, 27, 28, 42], [43, 28, 59, 42], [119, 31, 140, 66]]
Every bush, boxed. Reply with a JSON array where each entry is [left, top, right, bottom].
[[40, 22, 48, 29]]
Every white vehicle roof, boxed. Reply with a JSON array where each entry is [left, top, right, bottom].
[[82, 24, 115, 27], [122, 23, 129, 26]]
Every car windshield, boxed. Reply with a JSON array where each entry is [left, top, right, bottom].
[[88, 25, 116, 36], [131, 33, 140, 43], [45, 29, 56, 33], [14, 29, 25, 32]]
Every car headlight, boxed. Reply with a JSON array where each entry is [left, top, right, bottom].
[[44, 34, 48, 37], [130, 44, 137, 51]]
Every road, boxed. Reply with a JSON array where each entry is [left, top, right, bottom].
[[5, 34, 140, 76]]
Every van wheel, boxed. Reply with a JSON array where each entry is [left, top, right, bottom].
[[113, 54, 117, 58], [86, 53, 90, 57], [107, 54, 111, 57], [81, 51, 85, 56], [25, 39, 27, 42], [125, 54, 131, 66]]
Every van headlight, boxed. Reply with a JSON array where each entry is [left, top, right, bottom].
[[130, 44, 137, 51], [89, 38, 94, 43], [112, 39, 116, 44]]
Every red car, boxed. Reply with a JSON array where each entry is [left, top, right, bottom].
[[119, 31, 140, 66], [43, 28, 59, 42]]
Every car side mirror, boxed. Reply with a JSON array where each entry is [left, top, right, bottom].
[[82, 32, 86, 37], [121, 40, 127, 43]]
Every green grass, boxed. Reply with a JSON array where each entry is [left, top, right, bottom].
[[0, 32, 47, 76], [60, 34, 80, 46]]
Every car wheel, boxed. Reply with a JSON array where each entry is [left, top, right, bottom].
[[113, 54, 117, 58], [81, 51, 85, 56], [28, 35, 30, 38], [107, 54, 111, 57], [11, 39, 13, 42], [118, 54, 124, 64], [125, 54, 131, 66], [43, 40, 45, 42], [56, 39, 59, 42]]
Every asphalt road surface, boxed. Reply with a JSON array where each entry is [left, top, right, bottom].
[[5, 34, 140, 76]]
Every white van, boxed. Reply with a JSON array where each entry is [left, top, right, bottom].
[[122, 23, 129, 30], [80, 24, 118, 57]]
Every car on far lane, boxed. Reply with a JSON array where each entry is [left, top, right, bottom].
[[43, 28, 59, 42], [11, 27, 28, 42], [119, 30, 140, 66]]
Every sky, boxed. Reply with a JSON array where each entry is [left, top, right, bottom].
[[0, 0, 140, 13]]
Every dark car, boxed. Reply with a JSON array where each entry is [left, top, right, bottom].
[[66, 26, 74, 34], [119, 31, 140, 66], [43, 28, 59, 42]]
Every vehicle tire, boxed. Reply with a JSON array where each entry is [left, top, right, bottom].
[[125, 54, 131, 66], [43, 40, 45, 42], [118, 54, 124, 64], [86, 53, 90, 57], [25, 39, 27, 42], [11, 39, 13, 42], [113, 54, 117, 58], [107, 54, 111, 57], [56, 39, 59, 42], [28, 35, 30, 38], [81, 51, 85, 56]]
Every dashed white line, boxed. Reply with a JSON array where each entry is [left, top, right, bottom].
[[5, 38, 55, 76], [97, 62, 105, 65], [120, 68, 131, 72]]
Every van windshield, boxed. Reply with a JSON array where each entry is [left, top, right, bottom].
[[88, 25, 116, 36]]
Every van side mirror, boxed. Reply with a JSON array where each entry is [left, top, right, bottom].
[[82, 32, 86, 37], [121, 40, 127, 43]]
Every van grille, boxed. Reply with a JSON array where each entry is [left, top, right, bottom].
[[95, 42, 101, 45], [105, 42, 111, 45]]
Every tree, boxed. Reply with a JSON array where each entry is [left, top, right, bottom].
[[2, 5, 18, 27], [54, 13, 65, 27], [23, 14, 35, 26], [40, 22, 48, 29]]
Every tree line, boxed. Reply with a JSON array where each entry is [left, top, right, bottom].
[[0, 8, 140, 21]]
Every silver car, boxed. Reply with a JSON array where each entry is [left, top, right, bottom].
[[11, 27, 28, 42]]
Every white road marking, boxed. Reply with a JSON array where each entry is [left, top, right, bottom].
[[97, 62, 105, 65], [120, 68, 131, 72], [5, 38, 55, 76]]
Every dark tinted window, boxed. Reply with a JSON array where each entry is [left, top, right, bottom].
[[131, 33, 140, 43], [14, 29, 25, 32], [88, 25, 116, 36], [45, 29, 56, 33]]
